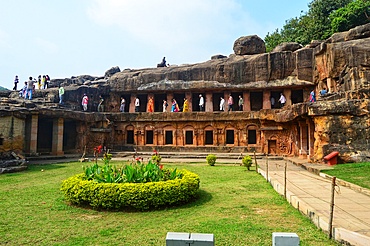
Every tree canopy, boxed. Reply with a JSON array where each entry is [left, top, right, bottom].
[[264, 0, 370, 52]]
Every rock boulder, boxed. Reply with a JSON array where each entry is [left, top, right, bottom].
[[233, 35, 266, 55]]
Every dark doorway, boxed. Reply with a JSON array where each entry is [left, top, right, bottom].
[[250, 91, 263, 111], [191, 93, 204, 112], [185, 131, 193, 145], [37, 118, 53, 153], [212, 92, 224, 111], [165, 131, 173, 145], [291, 89, 304, 104], [154, 93, 167, 112], [268, 140, 277, 154], [248, 130, 257, 144], [146, 130, 154, 145], [174, 93, 186, 111], [270, 91, 283, 109], [205, 131, 213, 145], [120, 94, 131, 112], [137, 94, 147, 112], [226, 130, 234, 145], [127, 130, 134, 144], [63, 120, 76, 152]]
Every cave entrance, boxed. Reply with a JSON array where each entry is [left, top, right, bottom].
[[185, 131, 193, 145], [250, 91, 263, 111], [165, 131, 173, 145], [291, 89, 304, 104], [226, 130, 234, 145], [268, 140, 277, 155], [154, 94, 167, 112], [213, 92, 224, 111], [37, 117, 53, 154], [146, 130, 154, 145], [205, 131, 213, 145]]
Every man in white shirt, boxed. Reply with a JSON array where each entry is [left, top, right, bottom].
[[278, 93, 286, 108], [135, 97, 140, 112], [199, 94, 204, 111], [220, 97, 225, 111]]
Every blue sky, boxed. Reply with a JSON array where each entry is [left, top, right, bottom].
[[0, 0, 309, 89]]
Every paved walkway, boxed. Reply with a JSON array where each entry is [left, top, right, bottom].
[[258, 157, 370, 246], [27, 152, 370, 245]]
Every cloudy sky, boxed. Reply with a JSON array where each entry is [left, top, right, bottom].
[[0, 0, 309, 89]]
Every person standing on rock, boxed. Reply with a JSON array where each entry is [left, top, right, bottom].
[[199, 94, 204, 111], [228, 94, 233, 111], [120, 97, 126, 112], [278, 93, 286, 108], [220, 97, 225, 111], [82, 93, 89, 111], [59, 85, 65, 105], [135, 97, 140, 112], [26, 77, 34, 100], [13, 75, 19, 90]]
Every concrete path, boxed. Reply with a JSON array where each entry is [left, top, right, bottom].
[[258, 157, 370, 246]]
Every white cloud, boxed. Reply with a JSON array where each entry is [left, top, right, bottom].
[[34, 38, 59, 54], [87, 0, 260, 51]]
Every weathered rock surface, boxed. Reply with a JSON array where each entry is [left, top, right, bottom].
[[272, 42, 302, 52], [233, 35, 266, 55], [105, 66, 121, 78]]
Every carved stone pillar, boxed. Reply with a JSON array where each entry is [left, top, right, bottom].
[[52, 118, 64, 155], [30, 114, 38, 155]]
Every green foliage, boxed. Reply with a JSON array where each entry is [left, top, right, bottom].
[[330, 0, 370, 33], [264, 0, 353, 50], [242, 155, 253, 170], [206, 154, 217, 166], [61, 169, 200, 210], [83, 160, 182, 184], [151, 150, 162, 166]]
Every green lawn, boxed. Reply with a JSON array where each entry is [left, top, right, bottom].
[[0, 161, 338, 246], [321, 162, 370, 189]]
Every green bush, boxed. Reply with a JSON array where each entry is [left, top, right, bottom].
[[61, 169, 200, 210], [206, 154, 217, 166], [242, 155, 253, 170]]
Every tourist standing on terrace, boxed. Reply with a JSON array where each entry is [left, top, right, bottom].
[[82, 93, 89, 111], [13, 75, 19, 90], [228, 94, 233, 111], [220, 97, 225, 111], [147, 97, 154, 112], [199, 94, 204, 111], [120, 97, 126, 112], [309, 90, 316, 102], [162, 100, 168, 112], [135, 97, 140, 112], [183, 98, 189, 112], [238, 95, 244, 111], [171, 99, 179, 112], [26, 77, 34, 100], [270, 96, 275, 108], [278, 93, 286, 108]]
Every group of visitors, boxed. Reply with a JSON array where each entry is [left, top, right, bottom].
[[218, 94, 244, 111], [309, 88, 328, 103], [16, 75, 51, 100]]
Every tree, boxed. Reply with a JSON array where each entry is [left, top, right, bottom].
[[330, 0, 370, 33], [307, 0, 352, 40], [264, 0, 352, 51]]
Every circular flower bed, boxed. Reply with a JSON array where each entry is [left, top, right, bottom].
[[61, 169, 200, 210]]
